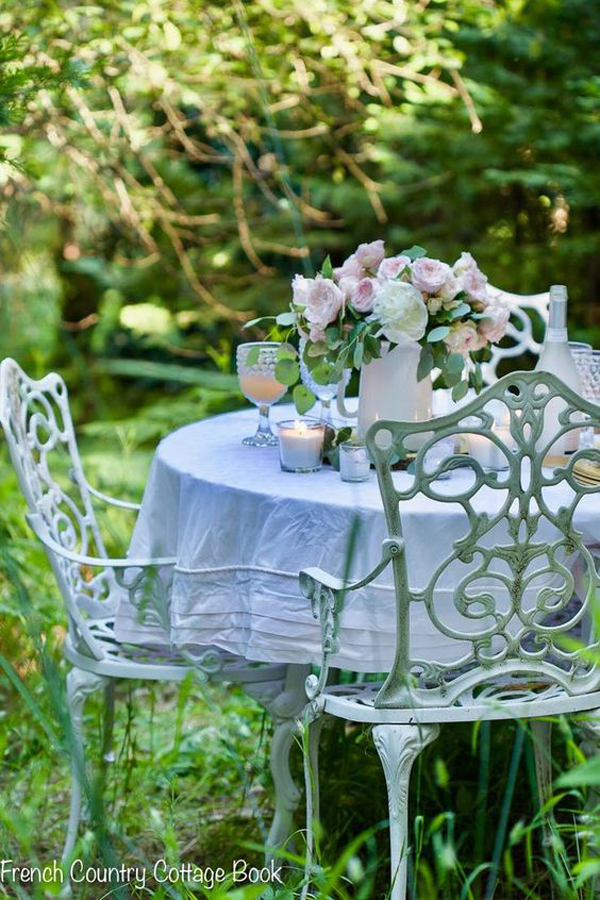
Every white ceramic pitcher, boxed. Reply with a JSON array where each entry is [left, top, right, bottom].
[[337, 341, 432, 442]]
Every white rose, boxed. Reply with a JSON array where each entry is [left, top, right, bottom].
[[355, 240, 385, 271], [291, 273, 311, 307], [304, 275, 344, 337], [333, 253, 364, 281], [377, 255, 411, 281], [427, 295, 443, 315], [350, 277, 378, 313], [444, 321, 486, 354], [478, 304, 510, 344], [440, 272, 460, 303], [411, 257, 452, 295], [372, 281, 428, 344]]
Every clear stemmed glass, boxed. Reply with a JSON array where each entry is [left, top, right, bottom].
[[569, 341, 594, 400], [299, 338, 341, 426], [237, 342, 287, 446]]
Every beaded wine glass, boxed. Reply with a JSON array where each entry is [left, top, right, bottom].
[[237, 342, 287, 446], [299, 338, 342, 426]]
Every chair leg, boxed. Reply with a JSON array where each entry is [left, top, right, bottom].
[[245, 664, 310, 862], [101, 680, 116, 767], [61, 668, 108, 866], [531, 720, 554, 839], [373, 723, 440, 900], [302, 707, 325, 898], [531, 719, 556, 899]]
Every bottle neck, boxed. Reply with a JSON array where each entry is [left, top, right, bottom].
[[544, 326, 568, 343]]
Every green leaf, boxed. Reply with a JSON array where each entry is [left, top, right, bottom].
[[307, 341, 328, 358], [275, 311, 297, 326], [274, 357, 299, 386], [427, 326, 450, 343], [449, 303, 471, 320], [557, 755, 600, 787], [311, 362, 334, 385], [321, 255, 334, 279], [276, 344, 297, 361], [334, 426, 353, 447], [244, 315, 274, 329], [245, 346, 260, 367], [474, 361, 483, 393], [417, 344, 435, 381], [353, 340, 364, 369], [365, 334, 382, 360], [445, 352, 465, 376], [452, 380, 469, 402], [293, 384, 316, 415], [400, 245, 427, 261]]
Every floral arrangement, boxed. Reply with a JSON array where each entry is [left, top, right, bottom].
[[246, 241, 509, 413]]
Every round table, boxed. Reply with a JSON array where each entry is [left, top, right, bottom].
[[115, 405, 600, 673]]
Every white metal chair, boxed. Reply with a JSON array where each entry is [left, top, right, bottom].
[[301, 370, 600, 900], [483, 285, 549, 384], [0, 358, 291, 866]]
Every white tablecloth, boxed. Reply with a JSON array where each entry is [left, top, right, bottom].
[[116, 405, 600, 672]]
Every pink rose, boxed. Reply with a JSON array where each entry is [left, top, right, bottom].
[[304, 275, 344, 338], [354, 240, 385, 271], [478, 304, 510, 344], [291, 273, 311, 307], [338, 275, 359, 297], [333, 254, 364, 281], [350, 277, 378, 313], [458, 268, 489, 305], [377, 255, 411, 281], [411, 257, 452, 295], [444, 322, 487, 354]]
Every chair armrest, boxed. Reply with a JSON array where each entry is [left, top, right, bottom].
[[26, 512, 175, 569], [85, 482, 141, 512], [69, 468, 141, 511], [299, 538, 404, 699], [299, 538, 403, 598]]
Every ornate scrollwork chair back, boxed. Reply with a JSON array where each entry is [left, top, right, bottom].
[[483, 286, 549, 384], [366, 370, 600, 713], [0, 357, 125, 660]]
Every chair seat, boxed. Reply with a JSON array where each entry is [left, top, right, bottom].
[[320, 679, 600, 724], [64, 617, 287, 684]]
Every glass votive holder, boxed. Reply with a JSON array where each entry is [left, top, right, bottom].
[[277, 419, 325, 473], [340, 439, 371, 482]]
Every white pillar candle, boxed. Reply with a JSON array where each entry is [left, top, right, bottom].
[[468, 423, 514, 470], [277, 420, 324, 472]]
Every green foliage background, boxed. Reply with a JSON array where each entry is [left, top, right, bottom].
[[1, 0, 599, 420]]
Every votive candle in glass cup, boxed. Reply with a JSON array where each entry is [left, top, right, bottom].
[[340, 439, 371, 482], [277, 419, 325, 473], [237, 342, 287, 447]]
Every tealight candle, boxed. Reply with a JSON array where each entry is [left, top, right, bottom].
[[277, 419, 325, 473], [340, 440, 371, 482]]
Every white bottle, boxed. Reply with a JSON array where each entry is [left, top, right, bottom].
[[535, 284, 582, 456]]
